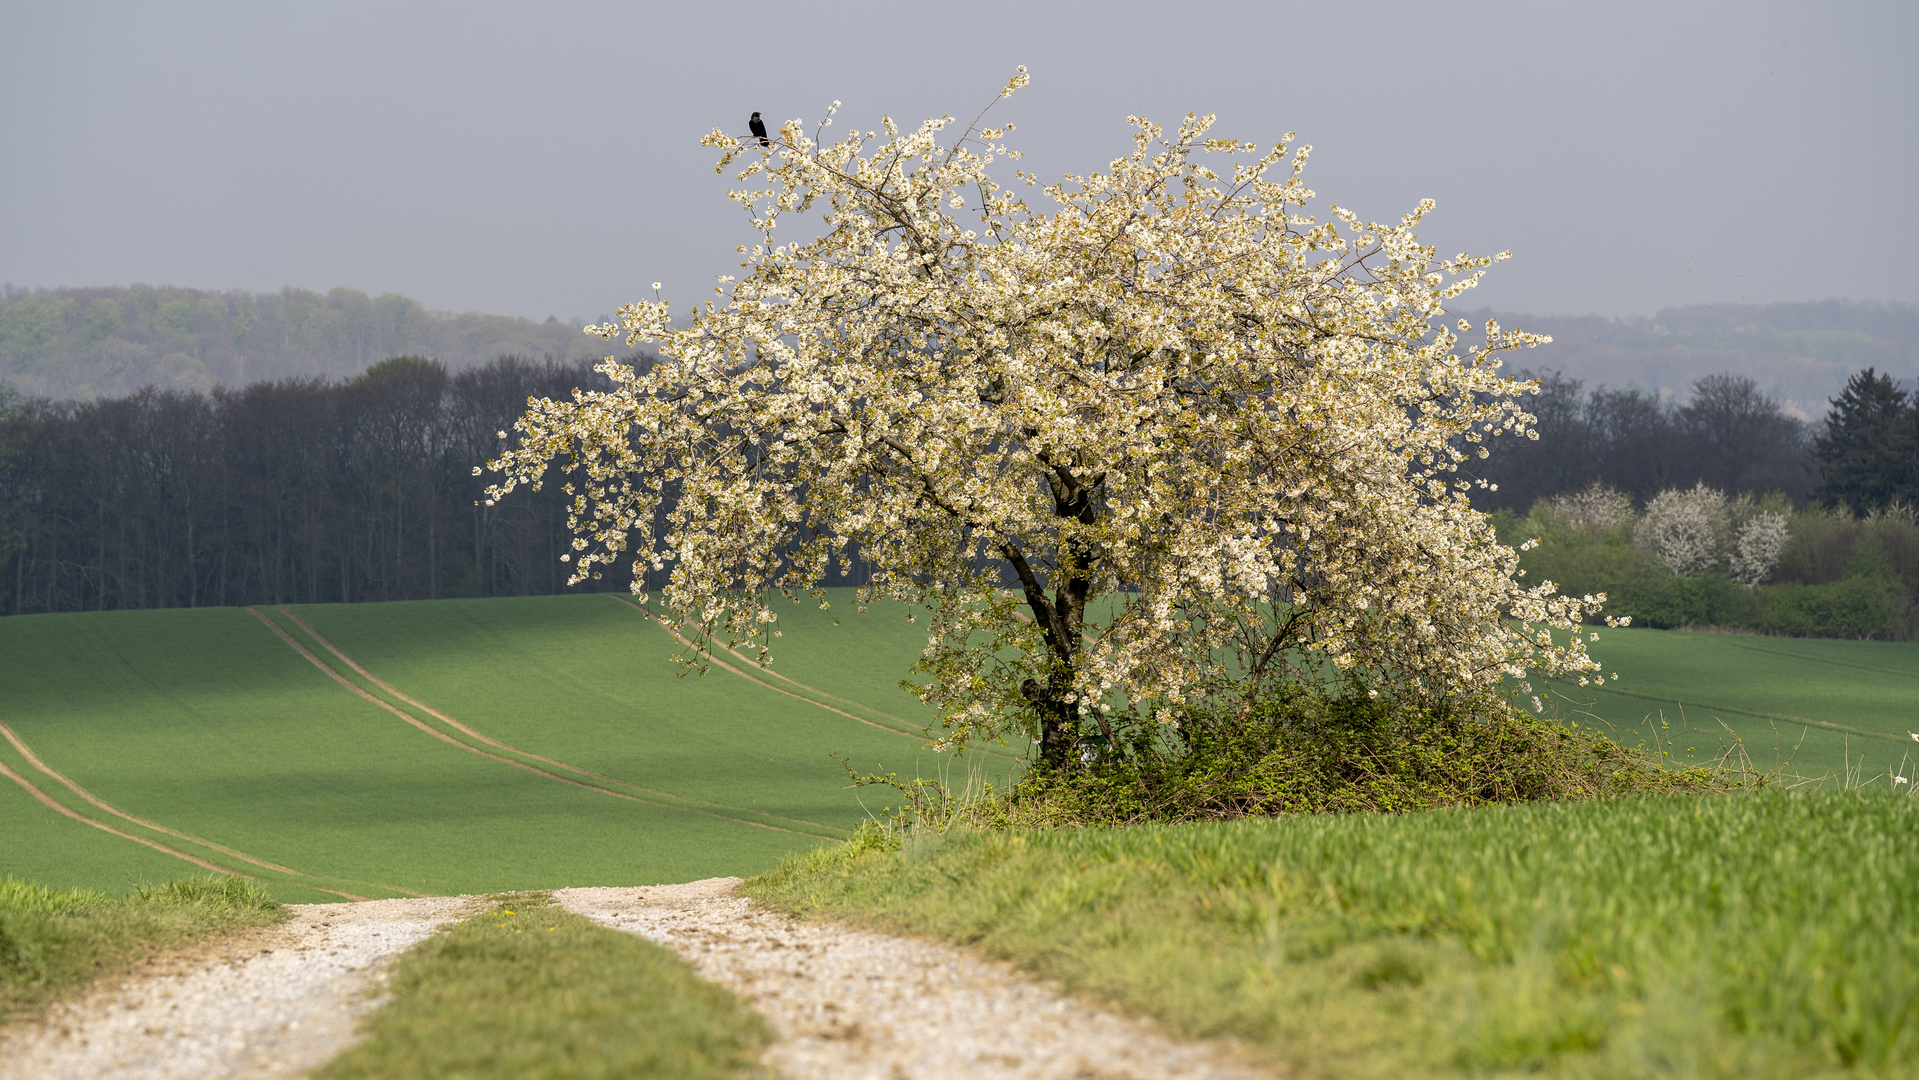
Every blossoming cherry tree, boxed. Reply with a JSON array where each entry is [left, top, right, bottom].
[[485, 73, 1614, 766]]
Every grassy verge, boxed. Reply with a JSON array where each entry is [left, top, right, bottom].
[[750, 790, 1919, 1079], [0, 874, 285, 1024], [315, 894, 771, 1080]]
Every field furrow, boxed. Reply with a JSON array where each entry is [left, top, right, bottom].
[[0, 605, 824, 898], [0, 754, 233, 876], [257, 607, 848, 840], [1547, 626, 1919, 780], [276, 595, 1020, 840], [0, 719, 375, 900]]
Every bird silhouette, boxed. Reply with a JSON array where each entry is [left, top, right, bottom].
[[748, 112, 770, 148]]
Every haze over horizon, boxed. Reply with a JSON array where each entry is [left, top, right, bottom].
[[3, 1, 1914, 324]]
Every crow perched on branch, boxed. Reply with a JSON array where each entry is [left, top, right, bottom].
[[748, 112, 770, 147]]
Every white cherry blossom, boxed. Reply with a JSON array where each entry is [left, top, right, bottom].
[[486, 77, 1611, 766]]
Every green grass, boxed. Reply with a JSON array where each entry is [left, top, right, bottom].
[[750, 790, 1919, 1079], [0, 761, 212, 893], [0, 874, 285, 1023], [729, 589, 961, 728], [6, 590, 1915, 906], [313, 894, 770, 1080], [1549, 627, 1919, 783], [0, 605, 791, 898], [278, 593, 1015, 831], [0, 594, 1017, 900]]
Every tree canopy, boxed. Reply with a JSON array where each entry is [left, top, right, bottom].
[[487, 77, 1612, 765], [1813, 367, 1918, 509]]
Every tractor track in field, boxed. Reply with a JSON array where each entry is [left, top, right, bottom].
[[0, 757, 233, 878], [611, 596, 934, 742], [1547, 678, 1916, 747], [0, 719, 378, 901], [0, 722, 305, 878], [1719, 637, 1919, 681], [249, 608, 843, 841], [274, 606, 846, 835], [610, 595, 1025, 766]]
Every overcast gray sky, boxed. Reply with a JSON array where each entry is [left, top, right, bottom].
[[3, 0, 1913, 322]]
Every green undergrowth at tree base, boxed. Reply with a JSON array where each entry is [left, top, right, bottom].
[[918, 690, 1753, 830], [749, 790, 1919, 1079], [0, 874, 285, 1025], [315, 893, 771, 1080]]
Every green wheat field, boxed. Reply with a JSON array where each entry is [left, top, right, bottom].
[[1544, 627, 1919, 781], [2, 593, 1914, 901], [0, 592, 1018, 901]]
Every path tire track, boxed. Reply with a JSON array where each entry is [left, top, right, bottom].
[[558, 881, 1274, 1080], [0, 896, 473, 1080]]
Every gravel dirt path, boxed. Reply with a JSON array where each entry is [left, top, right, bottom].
[[0, 896, 474, 1080], [557, 879, 1275, 1080], [1, 883, 1274, 1079]]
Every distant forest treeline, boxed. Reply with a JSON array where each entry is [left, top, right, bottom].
[[0, 355, 652, 616], [0, 284, 605, 401], [2, 291, 1916, 618], [1475, 370, 1815, 512], [1487, 367, 1919, 640]]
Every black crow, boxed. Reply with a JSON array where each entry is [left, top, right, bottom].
[[749, 112, 770, 148]]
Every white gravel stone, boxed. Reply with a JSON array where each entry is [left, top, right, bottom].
[[0, 895, 475, 1080], [556, 879, 1276, 1080]]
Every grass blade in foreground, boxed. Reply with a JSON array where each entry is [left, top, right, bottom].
[[315, 894, 771, 1080], [0, 875, 285, 1025], [749, 791, 1919, 1079]]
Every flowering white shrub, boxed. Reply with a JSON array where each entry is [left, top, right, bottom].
[[484, 75, 1613, 764], [1637, 483, 1729, 577], [1548, 483, 1635, 534], [1729, 512, 1790, 587]]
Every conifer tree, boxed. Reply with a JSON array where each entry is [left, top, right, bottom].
[[1813, 368, 1916, 510]]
